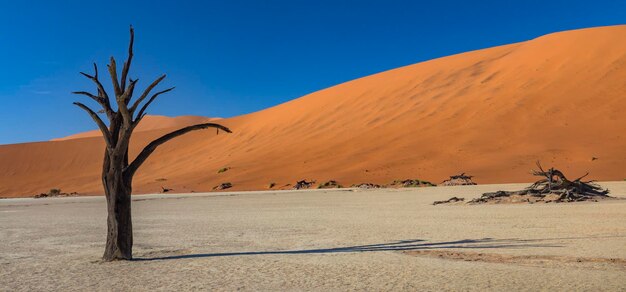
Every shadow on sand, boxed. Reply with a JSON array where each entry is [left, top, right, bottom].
[[134, 237, 561, 261]]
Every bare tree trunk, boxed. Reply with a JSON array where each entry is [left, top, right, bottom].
[[102, 153, 133, 261]]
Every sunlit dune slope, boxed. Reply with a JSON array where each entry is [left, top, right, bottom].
[[1, 25, 626, 197]]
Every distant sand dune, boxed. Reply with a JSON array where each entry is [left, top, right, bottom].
[[2, 25, 626, 197]]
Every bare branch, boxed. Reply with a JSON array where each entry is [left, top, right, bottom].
[[107, 57, 122, 97], [72, 91, 100, 103], [126, 78, 138, 101], [573, 172, 590, 182], [120, 26, 134, 92], [535, 161, 545, 174], [120, 78, 138, 101], [129, 74, 166, 113], [134, 87, 175, 122], [125, 123, 232, 177], [117, 98, 132, 127], [134, 112, 147, 126], [79, 63, 113, 115], [117, 79, 139, 126], [73, 102, 113, 148]]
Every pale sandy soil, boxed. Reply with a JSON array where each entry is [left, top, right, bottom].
[[1, 182, 625, 291]]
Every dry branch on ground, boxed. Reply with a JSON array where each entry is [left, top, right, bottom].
[[435, 162, 611, 205], [293, 180, 315, 190], [433, 197, 465, 205], [440, 173, 477, 186]]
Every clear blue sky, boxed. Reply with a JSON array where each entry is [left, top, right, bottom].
[[1, 0, 625, 144]]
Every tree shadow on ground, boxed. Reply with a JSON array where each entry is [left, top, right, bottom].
[[134, 237, 561, 261]]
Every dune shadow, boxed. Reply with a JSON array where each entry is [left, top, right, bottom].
[[133, 237, 561, 261]]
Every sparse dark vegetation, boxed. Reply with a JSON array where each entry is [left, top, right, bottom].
[[318, 180, 343, 189], [213, 182, 233, 190], [34, 189, 78, 198], [160, 186, 173, 193], [388, 179, 436, 188], [293, 180, 315, 190], [351, 183, 382, 189], [155, 178, 167, 182], [268, 182, 276, 189], [217, 167, 231, 174]]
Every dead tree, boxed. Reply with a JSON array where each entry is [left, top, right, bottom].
[[470, 162, 609, 204], [523, 162, 609, 201], [73, 27, 231, 261], [440, 173, 477, 186]]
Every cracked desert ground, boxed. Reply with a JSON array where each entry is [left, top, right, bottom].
[[1, 182, 625, 291]]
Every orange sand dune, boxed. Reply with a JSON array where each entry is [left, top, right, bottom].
[[51, 115, 218, 141], [1, 25, 626, 197]]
